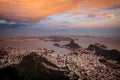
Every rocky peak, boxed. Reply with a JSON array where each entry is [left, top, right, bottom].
[[64, 39, 81, 50]]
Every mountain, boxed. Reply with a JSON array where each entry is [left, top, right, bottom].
[[0, 53, 69, 80]]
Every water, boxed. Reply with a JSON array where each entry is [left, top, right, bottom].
[[0, 40, 71, 54], [0, 37, 119, 54], [76, 37, 120, 50]]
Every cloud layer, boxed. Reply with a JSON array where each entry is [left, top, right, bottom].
[[0, 0, 120, 22], [80, 0, 120, 10], [0, 0, 80, 21]]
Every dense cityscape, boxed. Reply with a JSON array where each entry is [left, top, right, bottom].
[[0, 38, 120, 80]]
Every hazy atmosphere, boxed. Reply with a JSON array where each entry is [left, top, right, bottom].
[[0, 0, 120, 80]]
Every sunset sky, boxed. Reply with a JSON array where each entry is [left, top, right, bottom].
[[0, 0, 120, 37]]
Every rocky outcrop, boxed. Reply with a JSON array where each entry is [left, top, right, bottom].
[[64, 39, 81, 50], [87, 43, 120, 63], [54, 43, 60, 47]]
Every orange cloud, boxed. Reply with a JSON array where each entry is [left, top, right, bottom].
[[80, 0, 120, 10], [105, 14, 116, 20], [96, 13, 116, 20], [0, 0, 120, 21], [0, 0, 80, 21]]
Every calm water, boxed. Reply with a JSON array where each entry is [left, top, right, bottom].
[[76, 37, 120, 50], [0, 40, 71, 54], [0, 37, 120, 54]]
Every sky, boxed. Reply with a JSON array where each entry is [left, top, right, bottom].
[[0, 0, 120, 37]]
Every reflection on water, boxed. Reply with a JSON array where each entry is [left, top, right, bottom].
[[0, 37, 120, 54], [0, 40, 71, 54]]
